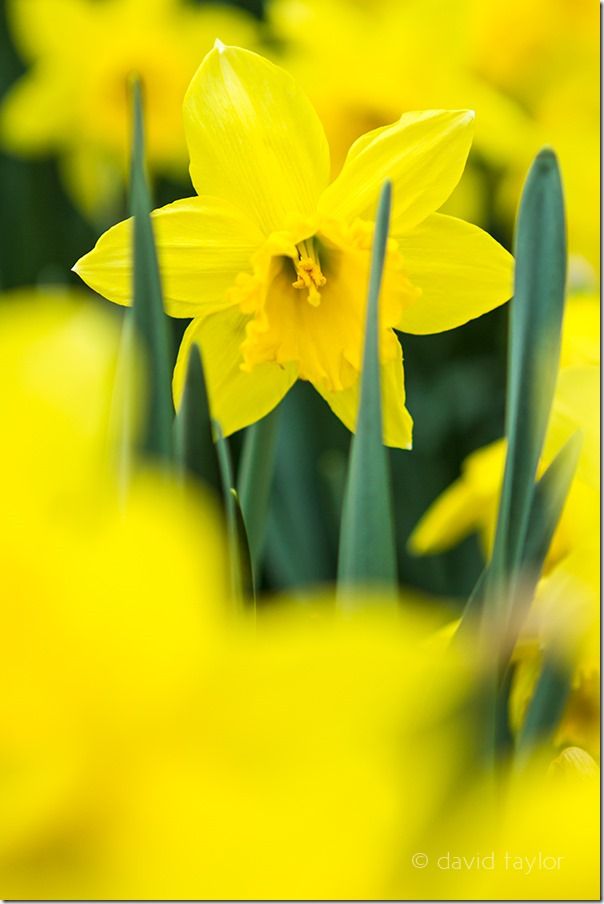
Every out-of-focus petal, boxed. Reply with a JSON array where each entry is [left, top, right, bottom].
[[0, 68, 73, 151], [409, 480, 480, 556]]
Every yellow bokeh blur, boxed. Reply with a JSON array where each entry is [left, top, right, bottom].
[[0, 291, 598, 899], [1, 0, 258, 216]]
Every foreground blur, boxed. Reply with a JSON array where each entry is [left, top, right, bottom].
[[0, 291, 598, 899]]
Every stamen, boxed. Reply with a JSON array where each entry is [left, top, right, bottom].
[[292, 238, 326, 306]]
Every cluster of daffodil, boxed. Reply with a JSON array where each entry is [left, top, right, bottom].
[[2, 0, 598, 276], [0, 6, 599, 901]]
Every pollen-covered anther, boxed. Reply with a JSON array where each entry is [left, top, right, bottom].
[[292, 256, 326, 306]]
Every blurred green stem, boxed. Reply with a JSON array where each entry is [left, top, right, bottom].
[[238, 408, 281, 577]]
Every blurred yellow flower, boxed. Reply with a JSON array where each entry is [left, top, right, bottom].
[[0, 290, 597, 900], [269, 0, 599, 268], [409, 292, 600, 752], [75, 43, 512, 447], [404, 751, 599, 900], [0, 0, 258, 216], [466, 0, 599, 269], [0, 288, 470, 898], [409, 292, 599, 560], [466, 0, 595, 103], [267, 0, 537, 222]]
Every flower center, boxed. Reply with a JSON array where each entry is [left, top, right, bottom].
[[291, 238, 326, 306]]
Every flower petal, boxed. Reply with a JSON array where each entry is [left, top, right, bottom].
[[319, 110, 474, 232], [408, 480, 481, 555], [396, 213, 513, 334], [409, 439, 506, 555], [0, 67, 73, 152], [184, 43, 330, 236], [174, 309, 298, 437], [73, 197, 263, 318], [7, 0, 91, 58], [315, 352, 413, 450]]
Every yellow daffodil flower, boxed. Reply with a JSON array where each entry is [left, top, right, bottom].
[[74, 43, 512, 448], [1, 0, 258, 216]]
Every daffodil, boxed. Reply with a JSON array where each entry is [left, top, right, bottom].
[[1, 0, 258, 216], [75, 43, 512, 448]]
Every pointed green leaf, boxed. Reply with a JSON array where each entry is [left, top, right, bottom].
[[130, 78, 174, 463], [174, 343, 222, 498], [337, 181, 397, 591], [488, 150, 566, 608]]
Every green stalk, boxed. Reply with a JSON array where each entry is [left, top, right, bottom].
[[215, 424, 255, 606], [174, 343, 222, 498], [237, 408, 281, 575]]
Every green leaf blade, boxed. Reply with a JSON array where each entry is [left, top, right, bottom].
[[337, 181, 397, 592], [488, 149, 566, 605], [130, 78, 174, 463], [237, 409, 281, 577]]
